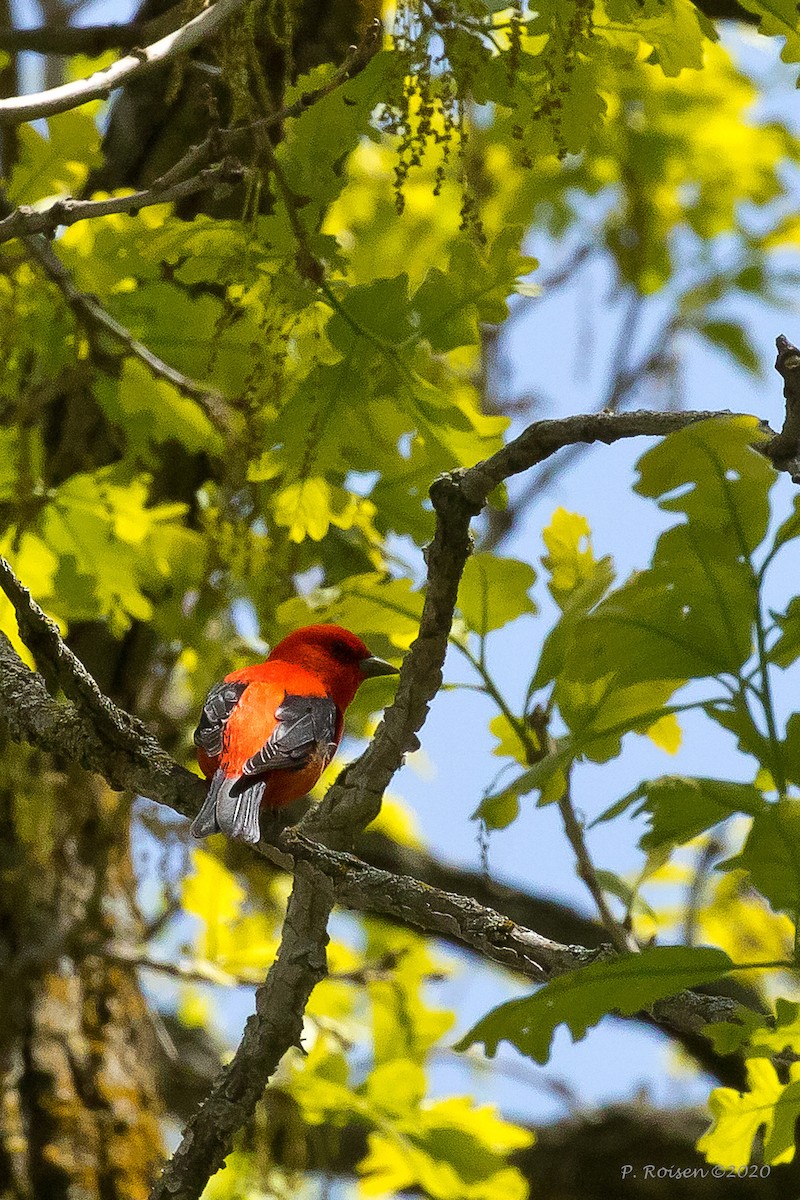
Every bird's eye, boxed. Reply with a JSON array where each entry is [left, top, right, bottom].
[[329, 639, 356, 662]]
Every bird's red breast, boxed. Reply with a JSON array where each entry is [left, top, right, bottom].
[[198, 661, 342, 808], [190, 624, 399, 843]]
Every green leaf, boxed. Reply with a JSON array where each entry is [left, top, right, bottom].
[[533, 508, 614, 691], [768, 595, 800, 668], [279, 53, 390, 221], [769, 494, 800, 557], [750, 998, 800, 1058], [562, 418, 774, 691], [633, 416, 772, 548], [412, 230, 536, 352], [359, 1098, 533, 1200], [719, 798, 800, 917], [554, 676, 682, 762], [5, 109, 101, 203], [277, 572, 422, 652], [457, 554, 536, 636], [365, 1060, 427, 1119], [699, 1059, 800, 1170], [272, 477, 371, 543], [539, 508, 614, 612], [473, 785, 522, 832], [474, 737, 572, 827], [594, 776, 764, 852], [601, 0, 711, 76], [735, 0, 800, 64], [782, 713, 800, 788], [37, 468, 188, 634], [456, 946, 734, 1063], [488, 714, 532, 767], [101, 361, 224, 463], [290, 1044, 356, 1127], [698, 319, 761, 374], [327, 275, 414, 353], [704, 698, 774, 768]]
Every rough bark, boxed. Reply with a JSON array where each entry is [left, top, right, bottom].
[[0, 759, 163, 1200]]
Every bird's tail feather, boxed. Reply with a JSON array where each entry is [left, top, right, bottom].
[[190, 769, 264, 845]]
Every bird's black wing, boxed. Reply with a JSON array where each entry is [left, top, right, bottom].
[[193, 681, 248, 756], [241, 693, 338, 776]]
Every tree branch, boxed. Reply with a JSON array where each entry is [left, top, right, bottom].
[[0, 158, 244, 246], [0, 0, 249, 125], [0, 19, 380, 247], [283, 830, 749, 1042], [0, 7, 186, 56], [769, 334, 800, 479]]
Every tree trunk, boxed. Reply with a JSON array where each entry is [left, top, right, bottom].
[[0, 754, 163, 1200]]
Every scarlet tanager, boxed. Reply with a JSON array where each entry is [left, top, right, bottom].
[[190, 624, 399, 845]]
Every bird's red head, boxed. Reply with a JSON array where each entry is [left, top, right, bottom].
[[267, 624, 399, 712]]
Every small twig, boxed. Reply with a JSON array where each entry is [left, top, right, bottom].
[[142, 20, 382, 199], [557, 777, 638, 954], [0, 0, 249, 125], [21, 230, 232, 427], [105, 945, 246, 987], [0, 158, 244, 246]]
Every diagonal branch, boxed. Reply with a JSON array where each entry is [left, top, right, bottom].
[[0, 0, 249, 125], [18, 227, 232, 427]]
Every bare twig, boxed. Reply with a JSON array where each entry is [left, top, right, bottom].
[[0, 158, 243, 246], [557, 780, 638, 954], [105, 945, 246, 987], [142, 19, 382, 198], [0, 0, 249, 125]]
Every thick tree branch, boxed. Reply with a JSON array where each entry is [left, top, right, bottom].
[[0, 7, 186, 55], [0, 0, 249, 125], [282, 832, 745, 1036]]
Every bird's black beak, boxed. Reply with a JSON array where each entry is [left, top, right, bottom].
[[360, 655, 400, 679]]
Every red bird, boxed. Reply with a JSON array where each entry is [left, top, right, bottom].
[[190, 624, 399, 845]]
